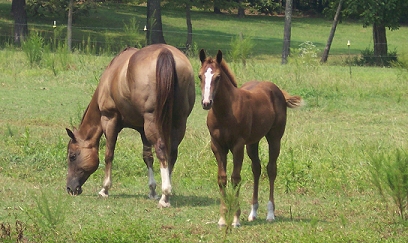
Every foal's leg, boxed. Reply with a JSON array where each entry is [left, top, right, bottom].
[[230, 144, 245, 227], [140, 131, 157, 199], [265, 136, 281, 221], [246, 142, 261, 222], [211, 140, 228, 226], [99, 115, 120, 198]]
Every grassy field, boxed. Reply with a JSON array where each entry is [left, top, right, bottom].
[[1, 1, 408, 242], [1, 0, 408, 62]]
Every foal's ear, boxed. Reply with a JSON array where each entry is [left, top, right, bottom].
[[216, 50, 223, 64], [199, 49, 206, 63], [66, 128, 76, 142]]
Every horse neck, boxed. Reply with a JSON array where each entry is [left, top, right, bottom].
[[212, 72, 239, 115], [78, 92, 103, 147]]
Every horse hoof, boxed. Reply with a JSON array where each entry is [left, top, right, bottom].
[[158, 200, 171, 208], [248, 216, 256, 222], [98, 190, 109, 198]]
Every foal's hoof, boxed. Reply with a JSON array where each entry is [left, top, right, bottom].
[[98, 189, 109, 198], [158, 201, 171, 208]]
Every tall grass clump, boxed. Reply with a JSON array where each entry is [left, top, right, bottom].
[[229, 33, 254, 66], [25, 191, 68, 242], [219, 182, 242, 240], [21, 32, 44, 67], [369, 149, 408, 221]]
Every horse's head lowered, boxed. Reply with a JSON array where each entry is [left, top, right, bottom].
[[199, 49, 224, 110], [65, 128, 100, 195]]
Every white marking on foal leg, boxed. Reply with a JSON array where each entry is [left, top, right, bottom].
[[248, 203, 259, 221], [232, 216, 241, 228], [266, 201, 275, 221], [158, 167, 171, 208], [147, 167, 158, 199], [218, 216, 226, 227]]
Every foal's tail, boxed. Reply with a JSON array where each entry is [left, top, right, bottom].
[[155, 48, 178, 159], [281, 90, 304, 108]]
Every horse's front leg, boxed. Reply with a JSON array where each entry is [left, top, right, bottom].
[[99, 115, 120, 198], [211, 140, 228, 227], [230, 143, 245, 227]]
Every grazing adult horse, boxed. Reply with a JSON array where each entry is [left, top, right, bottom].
[[65, 44, 195, 208], [198, 49, 303, 226]]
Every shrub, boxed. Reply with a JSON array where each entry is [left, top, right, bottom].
[[21, 32, 44, 67], [354, 48, 398, 67], [229, 33, 254, 66]]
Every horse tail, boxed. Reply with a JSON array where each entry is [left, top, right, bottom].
[[155, 48, 177, 159], [281, 89, 304, 108]]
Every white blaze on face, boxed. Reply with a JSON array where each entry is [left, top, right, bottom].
[[203, 67, 214, 104]]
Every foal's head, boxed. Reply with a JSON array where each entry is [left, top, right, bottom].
[[65, 128, 100, 195], [199, 49, 237, 110]]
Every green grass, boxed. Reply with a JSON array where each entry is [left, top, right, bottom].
[[1, 1, 408, 242], [1, 46, 408, 242]]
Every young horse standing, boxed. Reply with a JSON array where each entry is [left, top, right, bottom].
[[66, 44, 195, 208], [199, 50, 303, 226]]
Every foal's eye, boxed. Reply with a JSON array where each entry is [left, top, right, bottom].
[[198, 74, 202, 80], [69, 153, 77, 162]]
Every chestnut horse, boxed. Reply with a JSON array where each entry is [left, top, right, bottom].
[[199, 49, 303, 226], [66, 44, 195, 208]]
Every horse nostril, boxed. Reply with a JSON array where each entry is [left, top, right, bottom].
[[67, 187, 73, 195]]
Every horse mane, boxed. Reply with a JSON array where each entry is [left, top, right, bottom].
[[219, 59, 238, 88], [206, 57, 238, 88]]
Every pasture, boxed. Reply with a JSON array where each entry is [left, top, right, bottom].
[[1, 48, 407, 242], [1, 2, 408, 242]]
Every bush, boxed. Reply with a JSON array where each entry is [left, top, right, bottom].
[[21, 32, 44, 67], [354, 48, 398, 67], [229, 33, 254, 66]]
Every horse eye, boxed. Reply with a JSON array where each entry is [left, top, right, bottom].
[[69, 153, 76, 162], [198, 74, 202, 80]]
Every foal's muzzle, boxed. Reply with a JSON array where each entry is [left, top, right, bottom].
[[202, 100, 213, 110]]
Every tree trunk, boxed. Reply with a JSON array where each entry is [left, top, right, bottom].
[[67, 0, 73, 51], [185, 2, 192, 50], [11, 0, 28, 46], [281, 0, 293, 64], [320, 0, 343, 63], [237, 0, 245, 18], [373, 23, 387, 65], [146, 0, 166, 45], [214, 0, 221, 14]]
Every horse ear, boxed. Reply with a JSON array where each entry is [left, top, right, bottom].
[[199, 49, 206, 63], [216, 50, 223, 64], [66, 128, 77, 142]]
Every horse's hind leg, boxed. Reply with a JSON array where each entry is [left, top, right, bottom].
[[141, 131, 157, 199], [246, 142, 261, 222], [265, 135, 282, 221]]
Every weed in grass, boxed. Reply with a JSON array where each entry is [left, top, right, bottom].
[[229, 33, 254, 66], [24, 190, 68, 242], [219, 182, 241, 240], [368, 149, 408, 221], [21, 32, 44, 67]]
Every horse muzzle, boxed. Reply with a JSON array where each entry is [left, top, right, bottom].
[[202, 100, 213, 110], [67, 185, 82, 196]]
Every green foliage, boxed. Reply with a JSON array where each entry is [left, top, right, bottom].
[[229, 33, 254, 66], [26, 0, 96, 19], [220, 182, 241, 238], [249, 0, 282, 15], [369, 149, 408, 220], [21, 32, 44, 67], [352, 48, 398, 67]]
